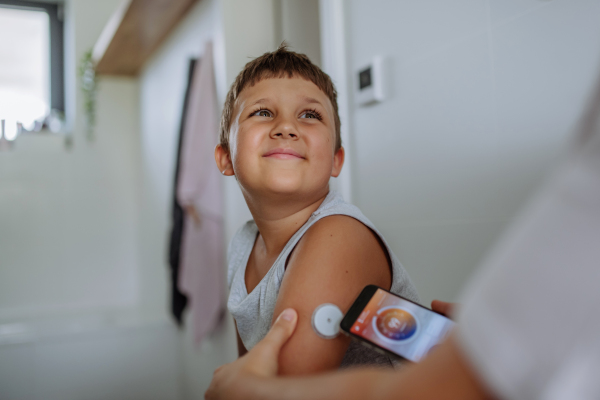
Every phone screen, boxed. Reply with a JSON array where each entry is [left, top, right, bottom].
[[349, 288, 454, 362]]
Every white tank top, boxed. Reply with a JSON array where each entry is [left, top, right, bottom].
[[227, 190, 420, 367]]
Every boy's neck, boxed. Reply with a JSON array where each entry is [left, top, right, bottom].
[[246, 189, 330, 255]]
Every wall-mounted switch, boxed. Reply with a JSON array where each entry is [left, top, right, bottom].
[[356, 56, 386, 106]]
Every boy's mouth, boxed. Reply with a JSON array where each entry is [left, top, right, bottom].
[[263, 148, 305, 160]]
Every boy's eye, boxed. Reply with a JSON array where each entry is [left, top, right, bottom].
[[300, 110, 322, 120], [252, 109, 272, 118]]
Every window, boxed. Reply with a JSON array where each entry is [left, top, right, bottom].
[[0, 0, 64, 140]]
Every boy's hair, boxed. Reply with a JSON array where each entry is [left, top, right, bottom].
[[219, 44, 341, 152]]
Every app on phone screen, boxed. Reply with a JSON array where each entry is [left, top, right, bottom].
[[350, 289, 454, 362]]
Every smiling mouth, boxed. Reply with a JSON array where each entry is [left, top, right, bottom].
[[263, 148, 305, 159]]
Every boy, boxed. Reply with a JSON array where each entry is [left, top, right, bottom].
[[215, 45, 419, 375]]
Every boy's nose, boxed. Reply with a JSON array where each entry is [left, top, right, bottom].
[[272, 131, 298, 139], [270, 119, 299, 140]]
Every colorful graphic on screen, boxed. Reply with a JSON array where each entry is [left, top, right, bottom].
[[374, 307, 418, 342], [350, 289, 454, 362]]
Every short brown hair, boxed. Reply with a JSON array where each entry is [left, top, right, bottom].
[[219, 44, 341, 152]]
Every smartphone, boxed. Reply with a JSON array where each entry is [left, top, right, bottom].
[[340, 285, 455, 363]]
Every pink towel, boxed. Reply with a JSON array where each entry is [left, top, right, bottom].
[[176, 41, 224, 344]]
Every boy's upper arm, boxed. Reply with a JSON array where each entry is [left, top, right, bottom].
[[272, 215, 392, 376]]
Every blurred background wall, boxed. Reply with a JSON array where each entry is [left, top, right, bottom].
[[0, 0, 140, 321], [1, 0, 600, 399], [346, 0, 600, 305]]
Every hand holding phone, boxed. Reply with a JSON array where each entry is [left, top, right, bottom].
[[340, 285, 455, 363], [431, 299, 456, 318]]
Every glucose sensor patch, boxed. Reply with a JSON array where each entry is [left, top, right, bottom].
[[311, 303, 343, 339]]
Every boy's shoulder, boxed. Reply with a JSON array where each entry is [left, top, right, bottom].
[[300, 214, 380, 251], [304, 213, 369, 239], [313, 192, 373, 228], [290, 213, 389, 276], [227, 219, 258, 285], [287, 191, 383, 263]]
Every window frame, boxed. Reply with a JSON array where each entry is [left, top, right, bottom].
[[0, 0, 64, 113]]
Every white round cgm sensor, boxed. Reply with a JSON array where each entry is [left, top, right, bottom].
[[311, 303, 343, 339]]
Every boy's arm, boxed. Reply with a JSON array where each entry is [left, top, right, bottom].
[[271, 215, 392, 375]]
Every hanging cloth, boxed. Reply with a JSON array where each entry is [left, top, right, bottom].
[[177, 41, 225, 343], [167, 58, 197, 326]]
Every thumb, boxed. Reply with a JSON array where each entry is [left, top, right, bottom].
[[431, 300, 455, 319], [261, 308, 298, 351], [250, 308, 298, 374]]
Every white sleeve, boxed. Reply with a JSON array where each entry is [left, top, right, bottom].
[[456, 127, 600, 399]]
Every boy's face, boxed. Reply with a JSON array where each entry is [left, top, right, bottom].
[[217, 77, 344, 199]]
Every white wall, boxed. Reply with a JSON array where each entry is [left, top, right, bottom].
[[0, 1, 183, 398], [0, 0, 141, 319], [276, 0, 321, 66], [345, 0, 600, 305], [0, 317, 181, 400]]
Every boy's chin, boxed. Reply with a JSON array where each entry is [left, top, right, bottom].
[[239, 172, 330, 199], [258, 180, 328, 199], [263, 183, 307, 196]]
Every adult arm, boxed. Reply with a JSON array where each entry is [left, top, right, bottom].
[[206, 308, 493, 400], [254, 335, 492, 400]]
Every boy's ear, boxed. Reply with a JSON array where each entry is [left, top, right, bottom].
[[215, 144, 235, 176], [331, 147, 345, 178]]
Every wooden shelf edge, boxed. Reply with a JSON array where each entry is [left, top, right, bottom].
[[92, 0, 132, 69], [92, 0, 200, 76]]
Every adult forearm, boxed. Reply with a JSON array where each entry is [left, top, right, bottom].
[[238, 336, 492, 400], [376, 336, 493, 400], [246, 368, 392, 400]]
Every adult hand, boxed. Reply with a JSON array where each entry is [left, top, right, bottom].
[[431, 300, 458, 319], [205, 308, 298, 400]]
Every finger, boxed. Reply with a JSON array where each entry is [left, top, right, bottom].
[[431, 300, 455, 318], [254, 308, 298, 358]]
